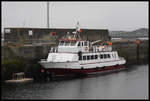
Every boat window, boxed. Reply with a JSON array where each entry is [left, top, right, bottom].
[[95, 55, 98, 59], [104, 54, 107, 59], [82, 42, 84, 46], [87, 55, 90, 60], [100, 54, 103, 59], [83, 56, 86, 60], [59, 41, 64, 46], [105, 54, 107, 58], [70, 41, 76, 46], [91, 55, 94, 60], [65, 42, 70, 46], [78, 42, 81, 46], [108, 54, 110, 58], [59, 42, 61, 46], [84, 41, 88, 46]]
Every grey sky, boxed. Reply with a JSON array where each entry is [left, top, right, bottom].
[[2, 2, 148, 33]]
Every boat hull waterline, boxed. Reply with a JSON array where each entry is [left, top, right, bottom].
[[41, 65, 126, 77]]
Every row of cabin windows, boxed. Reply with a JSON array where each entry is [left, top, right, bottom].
[[59, 41, 76, 46], [100, 54, 110, 59], [59, 41, 88, 46], [81, 54, 111, 60], [78, 41, 88, 46], [83, 55, 98, 60]]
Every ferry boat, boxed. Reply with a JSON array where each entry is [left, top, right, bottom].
[[39, 23, 126, 77]]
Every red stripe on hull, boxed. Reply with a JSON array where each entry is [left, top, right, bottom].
[[45, 65, 126, 77]]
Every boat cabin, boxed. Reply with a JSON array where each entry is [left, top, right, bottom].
[[58, 40, 90, 53]]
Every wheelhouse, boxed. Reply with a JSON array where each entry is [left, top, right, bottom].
[[58, 39, 90, 53], [59, 40, 77, 46]]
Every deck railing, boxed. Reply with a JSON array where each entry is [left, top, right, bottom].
[[50, 47, 58, 53]]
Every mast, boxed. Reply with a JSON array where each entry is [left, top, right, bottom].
[[75, 22, 82, 40]]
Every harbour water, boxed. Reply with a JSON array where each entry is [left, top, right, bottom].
[[1, 64, 148, 99]]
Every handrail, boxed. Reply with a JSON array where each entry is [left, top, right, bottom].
[[50, 46, 58, 53], [92, 40, 102, 45]]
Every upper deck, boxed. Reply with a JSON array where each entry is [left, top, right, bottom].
[[50, 23, 112, 53], [51, 39, 112, 53]]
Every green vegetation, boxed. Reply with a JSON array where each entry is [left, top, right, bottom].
[[1, 57, 46, 82], [2, 58, 26, 73]]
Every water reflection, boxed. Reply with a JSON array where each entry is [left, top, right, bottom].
[[2, 64, 148, 99]]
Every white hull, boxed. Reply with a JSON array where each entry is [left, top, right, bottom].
[[39, 52, 126, 69]]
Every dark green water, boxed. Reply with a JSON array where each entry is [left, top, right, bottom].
[[1, 64, 148, 99]]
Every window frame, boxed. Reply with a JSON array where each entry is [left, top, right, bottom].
[[65, 41, 71, 46], [87, 55, 90, 60], [100, 54, 104, 59], [91, 55, 94, 60], [104, 54, 107, 59], [78, 42, 81, 46], [83, 56, 86, 60], [95, 55, 98, 59], [84, 41, 88, 46], [81, 42, 84, 46], [108, 54, 110, 58], [70, 41, 76, 46]]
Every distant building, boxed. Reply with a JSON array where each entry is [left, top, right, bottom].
[[4, 27, 110, 44], [111, 37, 122, 40], [138, 37, 149, 40]]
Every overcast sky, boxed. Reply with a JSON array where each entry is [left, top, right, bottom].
[[2, 1, 149, 33]]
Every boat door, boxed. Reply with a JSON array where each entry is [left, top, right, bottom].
[[77, 41, 89, 52], [77, 41, 82, 52]]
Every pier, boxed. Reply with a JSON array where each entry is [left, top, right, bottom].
[[2, 40, 148, 82], [1, 27, 149, 82]]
